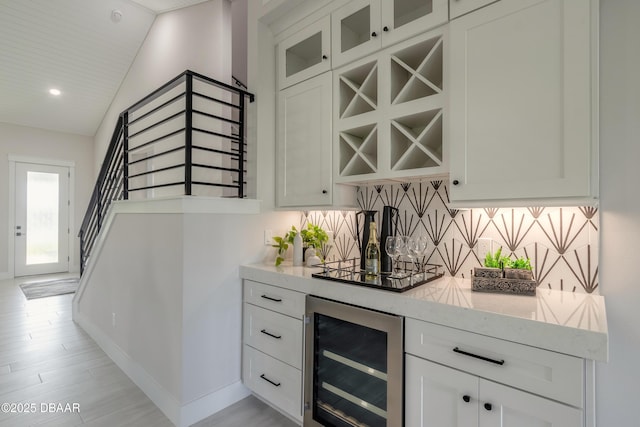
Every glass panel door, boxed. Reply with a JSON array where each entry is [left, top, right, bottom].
[[14, 162, 70, 276], [305, 296, 403, 427], [313, 313, 389, 426]]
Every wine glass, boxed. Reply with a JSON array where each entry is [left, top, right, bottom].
[[412, 235, 428, 274], [402, 236, 415, 274], [385, 236, 404, 276]]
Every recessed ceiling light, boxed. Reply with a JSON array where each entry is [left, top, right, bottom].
[[49, 88, 61, 96]]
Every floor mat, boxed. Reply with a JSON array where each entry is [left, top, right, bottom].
[[19, 278, 79, 300]]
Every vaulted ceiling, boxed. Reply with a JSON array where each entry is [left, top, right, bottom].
[[0, 0, 209, 137]]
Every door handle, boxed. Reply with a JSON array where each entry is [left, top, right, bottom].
[[16, 232, 24, 237]]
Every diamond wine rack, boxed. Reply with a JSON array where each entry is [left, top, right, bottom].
[[335, 30, 446, 182]]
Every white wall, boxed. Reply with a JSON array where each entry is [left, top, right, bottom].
[[597, 0, 640, 424], [93, 0, 232, 173], [0, 122, 94, 277], [74, 204, 298, 426]]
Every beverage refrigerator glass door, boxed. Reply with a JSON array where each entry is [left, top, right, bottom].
[[304, 296, 404, 426]]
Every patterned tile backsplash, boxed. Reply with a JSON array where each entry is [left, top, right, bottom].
[[300, 179, 599, 294]]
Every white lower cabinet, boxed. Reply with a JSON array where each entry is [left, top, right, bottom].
[[405, 318, 585, 427], [406, 355, 583, 427], [241, 281, 305, 423]]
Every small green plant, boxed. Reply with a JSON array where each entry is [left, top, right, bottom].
[[272, 224, 329, 266], [506, 257, 532, 270], [484, 248, 510, 269], [272, 235, 290, 267], [300, 223, 329, 250]]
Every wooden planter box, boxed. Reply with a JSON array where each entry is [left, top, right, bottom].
[[472, 268, 536, 296]]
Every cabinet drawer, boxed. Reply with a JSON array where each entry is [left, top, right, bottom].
[[405, 318, 584, 407], [243, 280, 305, 318], [244, 303, 303, 369], [243, 345, 302, 420]]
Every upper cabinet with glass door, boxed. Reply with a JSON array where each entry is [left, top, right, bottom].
[[277, 15, 331, 89], [332, 0, 448, 68]]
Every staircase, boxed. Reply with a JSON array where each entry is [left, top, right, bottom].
[[78, 70, 254, 275]]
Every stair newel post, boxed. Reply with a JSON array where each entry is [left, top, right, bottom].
[[184, 72, 193, 196], [238, 94, 245, 199], [123, 112, 129, 200]]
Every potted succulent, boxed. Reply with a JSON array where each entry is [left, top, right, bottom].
[[504, 257, 533, 280], [272, 224, 329, 266], [475, 248, 509, 278]]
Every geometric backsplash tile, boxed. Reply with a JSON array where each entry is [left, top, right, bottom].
[[301, 179, 599, 294]]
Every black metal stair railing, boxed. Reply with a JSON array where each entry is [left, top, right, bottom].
[[78, 70, 254, 275]]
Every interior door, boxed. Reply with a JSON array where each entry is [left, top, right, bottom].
[[14, 162, 70, 276]]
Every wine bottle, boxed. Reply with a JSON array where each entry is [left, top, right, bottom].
[[365, 221, 380, 277]]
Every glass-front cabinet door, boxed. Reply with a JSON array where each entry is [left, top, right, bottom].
[[277, 15, 331, 89], [381, 0, 448, 48], [333, 0, 447, 69]]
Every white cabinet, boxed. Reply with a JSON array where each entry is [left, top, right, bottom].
[[405, 318, 585, 427], [449, 0, 499, 19], [449, 0, 598, 206], [277, 15, 331, 89], [406, 355, 583, 427], [242, 280, 305, 422], [277, 72, 356, 208], [334, 29, 447, 183], [332, 0, 448, 68]]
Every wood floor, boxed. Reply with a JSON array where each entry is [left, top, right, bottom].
[[0, 274, 298, 427]]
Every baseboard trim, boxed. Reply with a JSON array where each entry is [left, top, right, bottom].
[[180, 382, 251, 427], [74, 311, 249, 427], [74, 311, 182, 425]]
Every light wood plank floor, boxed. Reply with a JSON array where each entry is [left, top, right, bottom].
[[0, 274, 298, 427]]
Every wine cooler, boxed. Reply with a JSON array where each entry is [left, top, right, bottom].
[[304, 296, 403, 426]]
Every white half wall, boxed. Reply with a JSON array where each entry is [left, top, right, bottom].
[[74, 197, 298, 426]]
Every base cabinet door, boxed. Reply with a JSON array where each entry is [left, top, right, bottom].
[[406, 355, 583, 427], [405, 355, 477, 427], [479, 380, 582, 427]]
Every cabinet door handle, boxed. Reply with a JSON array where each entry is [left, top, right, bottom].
[[453, 347, 505, 365], [452, 179, 460, 186], [484, 403, 493, 411], [383, 26, 389, 32], [260, 294, 282, 303], [462, 395, 471, 403], [322, 189, 328, 194], [371, 31, 377, 37], [260, 329, 282, 339], [260, 374, 281, 387], [322, 54, 328, 60]]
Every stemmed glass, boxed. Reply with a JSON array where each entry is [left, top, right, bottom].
[[385, 236, 405, 277], [411, 235, 429, 275], [402, 235, 415, 274]]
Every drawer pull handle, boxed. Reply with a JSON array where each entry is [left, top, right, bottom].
[[260, 294, 282, 303], [453, 347, 505, 366], [484, 403, 493, 411], [462, 395, 471, 403], [260, 374, 281, 387], [260, 329, 282, 339]]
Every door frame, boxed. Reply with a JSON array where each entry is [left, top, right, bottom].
[[8, 155, 76, 278]]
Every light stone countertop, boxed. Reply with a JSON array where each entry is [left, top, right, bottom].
[[240, 263, 608, 362]]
